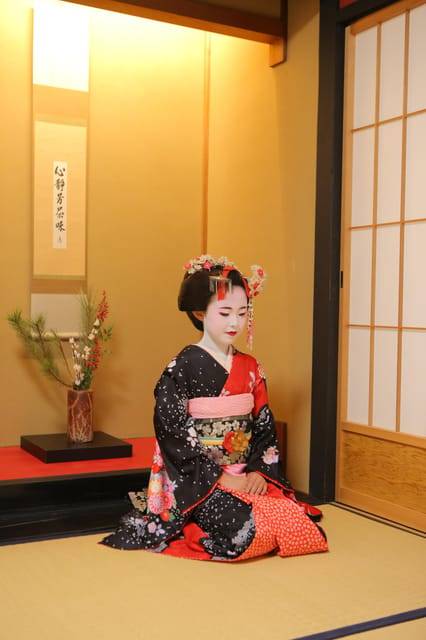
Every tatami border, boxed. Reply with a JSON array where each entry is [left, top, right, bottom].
[[291, 607, 426, 640]]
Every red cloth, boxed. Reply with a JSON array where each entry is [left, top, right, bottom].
[[158, 484, 327, 562], [162, 523, 212, 560], [234, 486, 328, 561]]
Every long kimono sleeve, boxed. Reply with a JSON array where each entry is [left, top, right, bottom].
[[154, 369, 223, 514], [244, 365, 293, 492]]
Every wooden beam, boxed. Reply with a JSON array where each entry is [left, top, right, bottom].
[[65, 0, 286, 46], [268, 37, 285, 67]]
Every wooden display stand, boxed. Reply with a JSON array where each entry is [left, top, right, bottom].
[[20, 431, 132, 464]]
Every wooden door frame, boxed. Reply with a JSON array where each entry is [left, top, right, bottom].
[[309, 0, 398, 501]]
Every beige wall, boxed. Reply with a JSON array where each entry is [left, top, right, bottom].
[[0, 0, 319, 493]]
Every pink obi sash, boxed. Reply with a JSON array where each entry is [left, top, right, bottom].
[[222, 463, 247, 476], [188, 393, 254, 419]]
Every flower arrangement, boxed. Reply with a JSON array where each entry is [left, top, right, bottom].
[[8, 290, 112, 391]]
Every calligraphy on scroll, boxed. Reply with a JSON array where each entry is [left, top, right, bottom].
[[53, 161, 68, 248]]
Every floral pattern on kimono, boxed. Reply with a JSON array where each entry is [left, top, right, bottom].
[[101, 345, 326, 559]]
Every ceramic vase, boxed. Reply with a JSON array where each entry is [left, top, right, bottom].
[[67, 389, 94, 443]]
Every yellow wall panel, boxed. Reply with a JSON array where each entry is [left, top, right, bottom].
[[0, 0, 320, 495], [272, 1, 320, 491], [208, 1, 320, 490], [0, 0, 67, 440], [86, 10, 205, 439]]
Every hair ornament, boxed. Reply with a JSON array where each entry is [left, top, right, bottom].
[[246, 265, 267, 350], [181, 255, 267, 350], [247, 264, 267, 298], [183, 255, 239, 301], [183, 254, 238, 275]]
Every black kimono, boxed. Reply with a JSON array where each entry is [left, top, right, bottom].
[[101, 345, 327, 560]]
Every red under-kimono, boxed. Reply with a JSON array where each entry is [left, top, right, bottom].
[[101, 345, 328, 560]]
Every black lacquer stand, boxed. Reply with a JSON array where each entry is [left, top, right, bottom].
[[20, 431, 132, 463], [0, 433, 147, 545]]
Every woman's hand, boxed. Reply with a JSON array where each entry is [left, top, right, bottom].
[[245, 472, 267, 495], [218, 472, 267, 495], [218, 473, 248, 492]]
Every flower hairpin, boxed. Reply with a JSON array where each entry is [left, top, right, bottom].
[[247, 265, 267, 298], [245, 266, 267, 350], [183, 254, 237, 275]]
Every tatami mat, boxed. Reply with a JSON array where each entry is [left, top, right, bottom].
[[0, 504, 424, 640]]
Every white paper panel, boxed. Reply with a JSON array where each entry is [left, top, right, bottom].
[[349, 228, 372, 325], [347, 327, 370, 425], [375, 225, 400, 326], [33, 2, 90, 91], [31, 293, 81, 335], [353, 27, 377, 128], [377, 120, 402, 223], [405, 112, 426, 220], [400, 330, 426, 437], [351, 128, 375, 227], [407, 4, 426, 113], [403, 221, 426, 327], [379, 14, 405, 121], [372, 329, 398, 430]]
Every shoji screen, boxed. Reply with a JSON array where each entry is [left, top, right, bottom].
[[338, 0, 426, 531]]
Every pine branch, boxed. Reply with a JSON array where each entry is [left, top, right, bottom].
[[8, 310, 71, 388], [51, 329, 74, 382]]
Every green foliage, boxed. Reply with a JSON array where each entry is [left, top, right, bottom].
[[8, 291, 112, 390], [7, 310, 71, 387]]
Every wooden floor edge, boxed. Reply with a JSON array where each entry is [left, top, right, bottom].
[[330, 501, 426, 538]]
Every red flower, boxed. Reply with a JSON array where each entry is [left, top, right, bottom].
[[160, 510, 170, 521], [223, 432, 235, 453], [223, 430, 251, 453], [96, 291, 109, 322]]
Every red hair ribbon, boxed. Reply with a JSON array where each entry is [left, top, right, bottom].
[[217, 265, 250, 301]]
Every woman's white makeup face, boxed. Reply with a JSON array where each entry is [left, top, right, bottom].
[[201, 286, 248, 352]]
